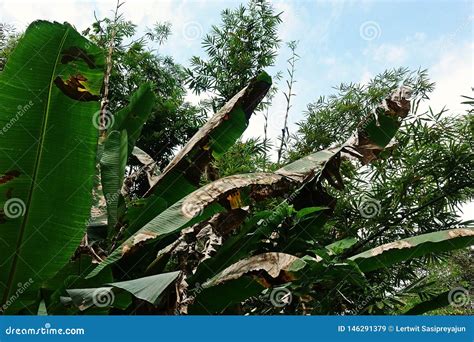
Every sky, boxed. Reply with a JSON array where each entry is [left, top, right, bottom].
[[1, 0, 473, 216]]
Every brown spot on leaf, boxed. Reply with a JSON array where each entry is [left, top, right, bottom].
[[122, 231, 158, 255], [61, 47, 96, 69], [54, 75, 100, 102], [205, 253, 301, 287], [369, 240, 412, 257], [181, 173, 283, 214], [0, 170, 20, 184], [447, 228, 474, 238]]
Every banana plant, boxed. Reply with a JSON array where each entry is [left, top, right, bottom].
[[0, 21, 104, 313], [99, 83, 155, 236], [1, 21, 472, 316], [87, 86, 412, 278], [191, 228, 474, 314], [124, 72, 272, 236], [84, 85, 473, 315]]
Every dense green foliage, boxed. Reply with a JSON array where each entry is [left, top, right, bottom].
[[186, 0, 282, 109], [288, 69, 473, 314], [84, 15, 206, 197]]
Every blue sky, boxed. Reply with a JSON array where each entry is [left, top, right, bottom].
[[1, 0, 473, 217], [1, 0, 472, 140], [1, 0, 472, 142]]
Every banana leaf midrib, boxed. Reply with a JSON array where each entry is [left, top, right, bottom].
[[2, 27, 71, 304]]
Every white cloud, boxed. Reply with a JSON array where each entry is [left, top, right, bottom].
[[420, 42, 473, 114], [362, 31, 429, 67], [461, 202, 474, 221], [359, 69, 373, 84], [0, 0, 116, 31], [2, 0, 471, 165], [365, 44, 407, 64]]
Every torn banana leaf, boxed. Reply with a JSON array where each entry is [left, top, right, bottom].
[[349, 227, 474, 272], [88, 172, 294, 277], [190, 210, 278, 284], [203, 253, 306, 287], [87, 171, 313, 278], [87, 88, 411, 278], [145, 72, 272, 195], [190, 253, 305, 314], [124, 73, 272, 234]]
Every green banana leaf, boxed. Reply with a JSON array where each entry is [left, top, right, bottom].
[[0, 21, 104, 311], [67, 271, 180, 310], [349, 228, 474, 272], [190, 276, 265, 314], [43, 255, 115, 315], [110, 83, 155, 157], [100, 130, 128, 232], [325, 237, 358, 255], [91, 84, 155, 234]]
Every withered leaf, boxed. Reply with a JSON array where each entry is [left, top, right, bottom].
[[54, 75, 100, 102]]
